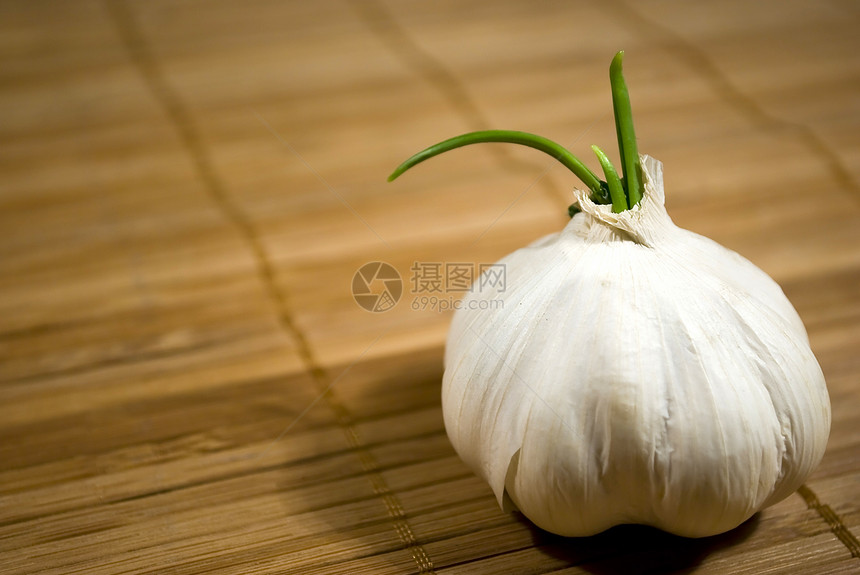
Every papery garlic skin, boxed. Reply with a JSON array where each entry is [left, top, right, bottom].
[[442, 156, 830, 538]]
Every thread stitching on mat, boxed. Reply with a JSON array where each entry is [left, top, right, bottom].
[[106, 2, 435, 571], [349, 0, 570, 211], [604, 0, 860, 204], [797, 485, 860, 559]]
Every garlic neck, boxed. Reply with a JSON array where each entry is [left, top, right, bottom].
[[570, 156, 675, 247]]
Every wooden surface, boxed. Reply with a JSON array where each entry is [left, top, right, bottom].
[[1, 0, 859, 573]]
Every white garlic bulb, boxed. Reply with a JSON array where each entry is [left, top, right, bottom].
[[442, 155, 831, 538], [388, 52, 832, 538]]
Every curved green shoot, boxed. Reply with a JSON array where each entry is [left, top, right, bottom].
[[387, 130, 603, 197], [609, 51, 643, 208], [591, 145, 627, 213], [388, 52, 645, 215]]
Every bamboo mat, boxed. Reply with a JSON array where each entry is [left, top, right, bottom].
[[1, 0, 859, 573]]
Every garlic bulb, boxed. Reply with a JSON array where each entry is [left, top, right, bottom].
[[389, 51, 831, 538], [442, 156, 830, 537]]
